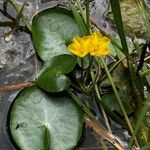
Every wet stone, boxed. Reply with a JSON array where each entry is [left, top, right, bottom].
[[0, 31, 37, 149], [0, 1, 39, 149]]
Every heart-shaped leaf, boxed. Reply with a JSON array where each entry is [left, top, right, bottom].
[[10, 86, 83, 150], [32, 8, 80, 61], [36, 54, 76, 92]]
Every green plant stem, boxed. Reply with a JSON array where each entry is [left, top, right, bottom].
[[91, 71, 112, 133], [81, 58, 84, 78], [87, 55, 94, 70], [67, 89, 96, 120], [100, 57, 125, 82], [68, 89, 125, 150], [128, 95, 150, 150], [140, 69, 150, 77], [99, 57, 133, 133], [133, 36, 142, 56], [67, 0, 87, 36], [8, 0, 32, 32], [100, 56, 141, 148], [79, 58, 89, 94], [93, 58, 101, 84], [76, 0, 86, 23], [85, 0, 90, 34]]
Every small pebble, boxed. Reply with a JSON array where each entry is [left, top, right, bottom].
[[4, 34, 13, 42]]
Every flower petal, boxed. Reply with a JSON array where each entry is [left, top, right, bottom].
[[67, 32, 111, 57]]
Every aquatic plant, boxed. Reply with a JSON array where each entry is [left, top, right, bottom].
[[0, 0, 150, 149]]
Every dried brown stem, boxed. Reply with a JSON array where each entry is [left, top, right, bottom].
[[84, 116, 126, 150], [0, 81, 35, 93]]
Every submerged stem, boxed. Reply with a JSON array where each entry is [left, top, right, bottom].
[[91, 71, 112, 134], [99, 57, 140, 148], [68, 89, 125, 149], [0, 81, 35, 93], [85, 116, 125, 150], [100, 57, 132, 131], [67, 89, 95, 119]]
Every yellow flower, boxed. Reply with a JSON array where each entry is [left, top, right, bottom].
[[68, 35, 91, 58], [89, 32, 110, 56], [68, 32, 110, 57]]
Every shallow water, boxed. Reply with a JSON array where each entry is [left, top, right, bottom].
[[0, 1, 38, 149], [0, 0, 148, 149], [0, 0, 115, 149]]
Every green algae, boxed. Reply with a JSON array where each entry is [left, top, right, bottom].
[[107, 0, 149, 38]]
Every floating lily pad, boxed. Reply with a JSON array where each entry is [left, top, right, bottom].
[[36, 54, 76, 92], [10, 86, 83, 150], [32, 8, 80, 61], [32, 7, 80, 92]]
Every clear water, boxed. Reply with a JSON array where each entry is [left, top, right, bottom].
[[0, 0, 149, 149]]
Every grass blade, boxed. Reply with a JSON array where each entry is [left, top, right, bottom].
[[67, 0, 88, 36], [109, 0, 129, 56], [9, 0, 31, 32], [85, 0, 90, 34], [128, 95, 150, 149]]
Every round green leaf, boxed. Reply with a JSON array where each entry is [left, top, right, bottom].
[[32, 8, 80, 61], [36, 54, 76, 92], [10, 86, 83, 150]]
